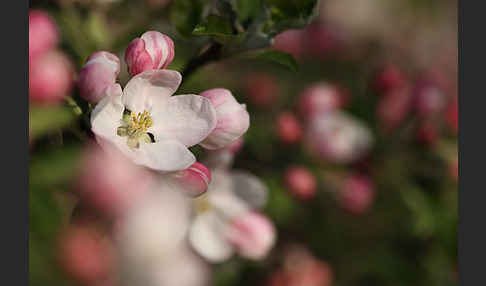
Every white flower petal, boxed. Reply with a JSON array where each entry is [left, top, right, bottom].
[[122, 69, 182, 113], [150, 94, 217, 147], [91, 83, 124, 142], [189, 212, 233, 263], [136, 140, 196, 172]]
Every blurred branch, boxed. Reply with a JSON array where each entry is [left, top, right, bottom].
[[181, 42, 223, 80]]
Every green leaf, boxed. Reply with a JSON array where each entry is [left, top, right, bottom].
[[193, 15, 234, 36], [236, 0, 262, 22], [29, 105, 76, 139], [264, 0, 319, 35], [171, 0, 204, 36], [254, 50, 298, 72]]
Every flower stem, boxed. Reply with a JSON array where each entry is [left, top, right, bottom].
[[181, 42, 223, 80]]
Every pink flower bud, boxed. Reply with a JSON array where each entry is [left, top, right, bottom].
[[373, 65, 406, 94], [57, 225, 114, 285], [414, 80, 447, 117], [29, 10, 59, 60], [125, 31, 175, 76], [273, 29, 305, 59], [76, 143, 154, 218], [78, 51, 121, 103], [276, 112, 303, 144], [29, 51, 73, 103], [298, 83, 343, 119], [226, 212, 276, 260], [168, 162, 212, 197], [199, 88, 250, 150], [303, 21, 342, 58], [244, 73, 280, 107], [377, 86, 412, 132], [284, 166, 317, 200], [339, 174, 375, 215]]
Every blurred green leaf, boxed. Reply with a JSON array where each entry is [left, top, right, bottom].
[[193, 15, 234, 36], [264, 0, 319, 35], [29, 105, 76, 139], [171, 0, 204, 36], [235, 0, 262, 22], [254, 50, 298, 72]]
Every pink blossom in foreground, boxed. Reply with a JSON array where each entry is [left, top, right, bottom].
[[29, 9, 59, 61], [244, 73, 280, 107], [199, 88, 250, 150], [273, 29, 305, 59], [284, 166, 317, 200], [339, 174, 375, 215], [78, 51, 121, 103], [29, 51, 73, 103], [298, 83, 344, 119], [57, 225, 115, 285], [75, 143, 155, 218], [125, 31, 174, 76], [276, 112, 303, 144]]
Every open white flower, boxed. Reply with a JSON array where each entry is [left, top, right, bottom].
[[188, 169, 274, 263], [91, 70, 217, 172]]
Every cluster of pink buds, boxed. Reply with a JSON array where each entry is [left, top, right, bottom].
[[29, 10, 74, 103]]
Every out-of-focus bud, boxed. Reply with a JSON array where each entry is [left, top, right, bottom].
[[414, 79, 447, 117], [57, 225, 114, 285], [226, 212, 276, 260], [276, 112, 303, 144], [284, 166, 317, 200], [76, 143, 154, 218], [339, 174, 375, 215], [273, 29, 305, 59], [29, 51, 73, 103], [78, 51, 121, 103], [303, 21, 341, 58], [125, 31, 174, 76], [417, 119, 439, 146], [199, 88, 250, 150], [305, 112, 374, 164], [167, 162, 212, 197], [373, 65, 406, 94], [446, 97, 458, 134], [243, 73, 280, 107], [29, 10, 59, 60], [298, 83, 344, 119], [377, 85, 412, 132]]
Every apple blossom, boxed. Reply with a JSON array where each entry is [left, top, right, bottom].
[[125, 31, 175, 76], [29, 51, 74, 103], [339, 174, 375, 215], [163, 162, 212, 197], [303, 21, 341, 58], [29, 10, 59, 60], [377, 85, 412, 132], [298, 82, 343, 119], [373, 65, 406, 93], [202, 137, 244, 170], [189, 169, 273, 262], [414, 79, 447, 117], [78, 51, 121, 103], [304, 111, 374, 164], [276, 112, 303, 144], [90, 69, 217, 172], [284, 166, 317, 200], [199, 88, 250, 150]]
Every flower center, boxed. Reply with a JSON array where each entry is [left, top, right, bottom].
[[117, 109, 155, 149], [194, 194, 212, 214]]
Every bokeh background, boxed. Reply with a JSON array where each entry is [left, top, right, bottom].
[[29, 0, 458, 285]]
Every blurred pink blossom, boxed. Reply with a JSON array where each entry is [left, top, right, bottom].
[[376, 85, 412, 132], [298, 83, 344, 119], [244, 73, 280, 107], [125, 31, 174, 76], [164, 162, 212, 197], [446, 97, 458, 134], [276, 112, 303, 144], [284, 166, 317, 200], [303, 21, 342, 58], [373, 65, 406, 94], [29, 9, 59, 61], [339, 174, 375, 215], [78, 51, 121, 103], [273, 29, 305, 59], [29, 51, 73, 103]]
